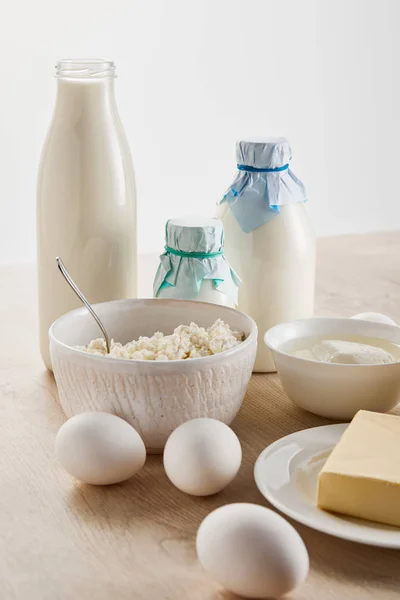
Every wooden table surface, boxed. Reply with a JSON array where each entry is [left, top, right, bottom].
[[1, 232, 400, 600]]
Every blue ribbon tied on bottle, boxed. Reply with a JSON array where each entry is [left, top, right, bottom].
[[218, 138, 308, 233], [153, 218, 241, 303]]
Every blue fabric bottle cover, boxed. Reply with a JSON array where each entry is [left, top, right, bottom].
[[219, 137, 307, 233], [153, 216, 241, 303]]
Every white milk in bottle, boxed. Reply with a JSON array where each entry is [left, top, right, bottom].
[[37, 59, 137, 369], [216, 138, 315, 372]]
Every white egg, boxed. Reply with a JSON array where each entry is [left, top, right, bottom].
[[163, 418, 241, 496], [351, 312, 397, 326], [55, 412, 146, 485], [196, 503, 309, 598]]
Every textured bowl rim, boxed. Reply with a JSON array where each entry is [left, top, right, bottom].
[[49, 297, 258, 367], [264, 316, 400, 369]]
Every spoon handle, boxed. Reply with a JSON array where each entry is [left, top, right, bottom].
[[56, 257, 111, 354]]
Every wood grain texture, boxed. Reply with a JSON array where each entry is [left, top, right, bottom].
[[1, 233, 400, 600]]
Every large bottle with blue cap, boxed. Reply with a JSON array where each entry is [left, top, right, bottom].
[[216, 138, 316, 372]]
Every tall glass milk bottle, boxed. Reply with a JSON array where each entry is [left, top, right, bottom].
[[216, 138, 315, 372], [37, 59, 137, 369]]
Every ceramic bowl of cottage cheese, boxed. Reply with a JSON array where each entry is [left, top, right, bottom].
[[265, 317, 400, 420], [50, 298, 257, 452]]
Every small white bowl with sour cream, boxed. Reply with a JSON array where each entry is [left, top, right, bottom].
[[50, 298, 257, 452], [265, 317, 400, 420]]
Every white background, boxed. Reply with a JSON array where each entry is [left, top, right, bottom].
[[0, 0, 399, 264]]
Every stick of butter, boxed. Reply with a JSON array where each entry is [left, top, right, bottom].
[[318, 410, 400, 527]]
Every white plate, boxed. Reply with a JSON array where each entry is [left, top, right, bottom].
[[254, 424, 400, 548]]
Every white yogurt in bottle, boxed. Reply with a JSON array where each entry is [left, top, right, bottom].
[[153, 216, 240, 307], [37, 59, 137, 369], [216, 138, 315, 372]]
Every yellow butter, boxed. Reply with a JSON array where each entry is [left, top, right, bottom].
[[318, 410, 400, 527]]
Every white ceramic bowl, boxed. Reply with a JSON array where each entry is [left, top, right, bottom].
[[265, 317, 400, 420], [50, 298, 257, 452]]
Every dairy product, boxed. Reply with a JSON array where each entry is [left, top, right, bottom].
[[194, 280, 232, 305], [351, 312, 397, 326], [318, 410, 400, 526], [217, 138, 315, 372], [284, 334, 400, 364], [154, 217, 240, 307], [217, 202, 315, 372], [78, 319, 243, 360], [312, 340, 395, 364], [37, 59, 137, 370]]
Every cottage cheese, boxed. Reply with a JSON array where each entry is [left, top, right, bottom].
[[78, 319, 244, 361]]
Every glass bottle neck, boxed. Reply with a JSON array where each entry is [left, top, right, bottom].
[[56, 58, 116, 79], [54, 59, 117, 113], [54, 69, 117, 116]]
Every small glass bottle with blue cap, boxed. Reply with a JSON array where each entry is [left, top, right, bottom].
[[216, 137, 316, 372], [153, 216, 241, 307]]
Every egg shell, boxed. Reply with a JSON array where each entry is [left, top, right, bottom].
[[351, 312, 397, 326], [55, 412, 146, 485], [163, 418, 242, 496], [196, 503, 309, 598]]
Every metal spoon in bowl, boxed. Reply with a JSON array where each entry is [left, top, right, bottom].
[[56, 257, 111, 354]]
